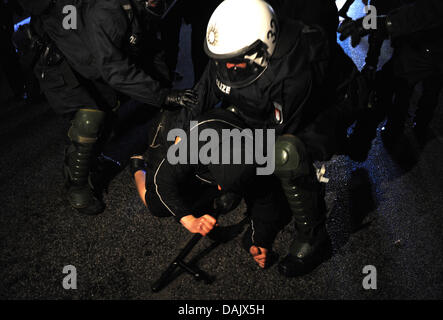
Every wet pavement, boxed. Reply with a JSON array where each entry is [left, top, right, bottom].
[[0, 2, 442, 300]]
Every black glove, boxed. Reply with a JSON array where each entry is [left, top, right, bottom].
[[338, 15, 389, 47], [164, 89, 199, 109]]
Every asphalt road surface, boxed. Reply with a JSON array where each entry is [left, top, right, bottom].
[[1, 2, 442, 300]]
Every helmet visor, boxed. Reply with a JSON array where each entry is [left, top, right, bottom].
[[214, 57, 266, 88]]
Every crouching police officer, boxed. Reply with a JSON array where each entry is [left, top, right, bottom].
[[16, 0, 198, 215], [191, 0, 365, 276]]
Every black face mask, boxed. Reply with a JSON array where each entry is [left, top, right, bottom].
[[212, 42, 270, 88], [17, 0, 54, 15]]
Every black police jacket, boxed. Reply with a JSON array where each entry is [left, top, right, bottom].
[[389, 0, 443, 39], [193, 19, 359, 162], [33, 0, 170, 110], [268, 0, 339, 43]]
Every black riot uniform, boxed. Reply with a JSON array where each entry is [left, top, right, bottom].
[[343, 0, 443, 159], [268, 0, 339, 43], [31, 0, 173, 112], [384, 0, 443, 145], [387, 0, 443, 38], [17, 0, 197, 215], [193, 13, 364, 277], [160, 0, 222, 83]]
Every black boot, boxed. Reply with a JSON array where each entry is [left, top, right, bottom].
[[64, 143, 105, 215], [64, 109, 106, 215], [274, 135, 331, 277], [277, 174, 331, 277]]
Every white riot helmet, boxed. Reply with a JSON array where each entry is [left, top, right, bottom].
[[204, 0, 278, 88]]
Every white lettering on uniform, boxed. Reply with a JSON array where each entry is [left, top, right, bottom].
[[216, 78, 231, 95]]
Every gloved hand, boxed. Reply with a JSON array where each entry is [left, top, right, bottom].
[[338, 15, 389, 47], [164, 89, 199, 109]]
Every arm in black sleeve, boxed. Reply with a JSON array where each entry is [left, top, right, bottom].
[[147, 157, 194, 222], [89, 4, 170, 107], [147, 110, 254, 221], [388, 0, 443, 38]]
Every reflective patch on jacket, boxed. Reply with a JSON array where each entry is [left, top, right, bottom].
[[216, 78, 231, 95], [273, 101, 283, 124]]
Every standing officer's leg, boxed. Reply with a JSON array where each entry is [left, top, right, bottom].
[[413, 75, 443, 142], [65, 108, 106, 215], [382, 76, 414, 146]]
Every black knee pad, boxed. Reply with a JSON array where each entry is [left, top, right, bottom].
[[68, 108, 106, 144], [274, 134, 310, 180]]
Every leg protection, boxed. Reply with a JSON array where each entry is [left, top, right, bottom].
[[65, 109, 105, 185], [68, 108, 105, 145], [64, 109, 106, 214], [274, 134, 330, 277], [274, 134, 325, 233]]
